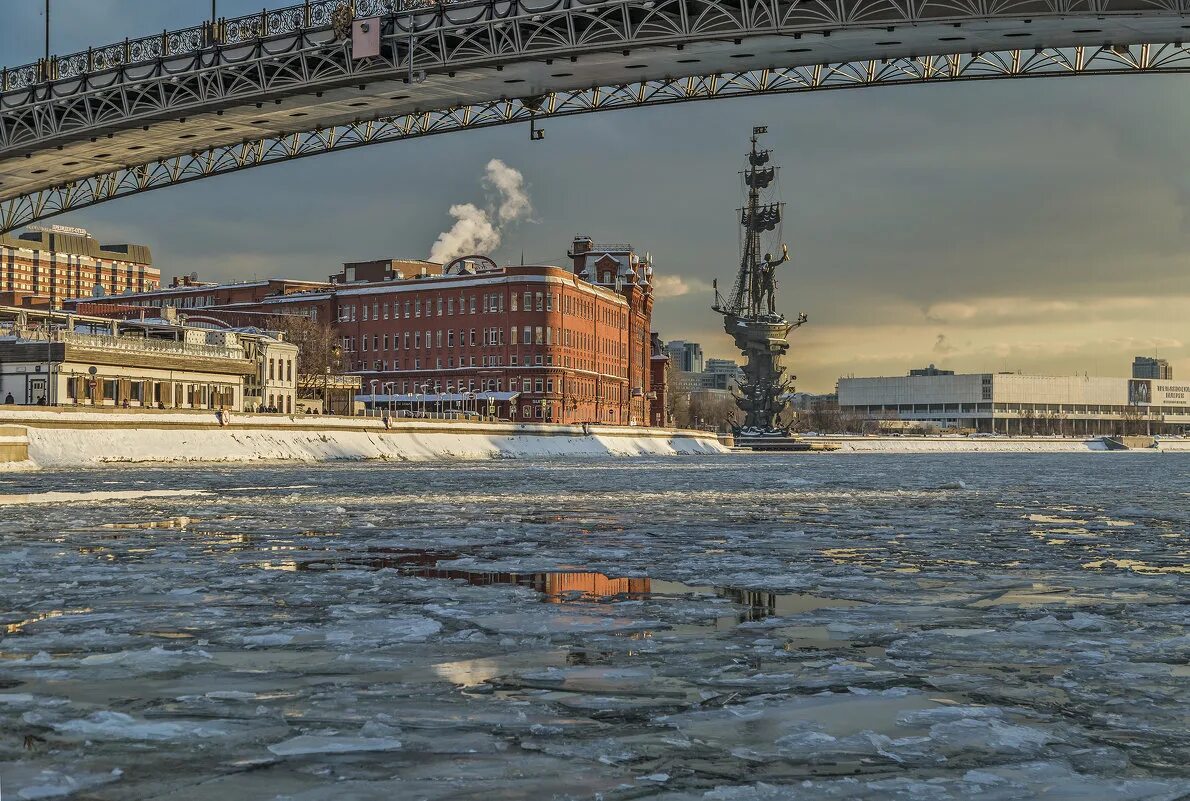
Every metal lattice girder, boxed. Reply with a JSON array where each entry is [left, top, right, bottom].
[[2, 43, 1190, 233], [5, 0, 1190, 158]]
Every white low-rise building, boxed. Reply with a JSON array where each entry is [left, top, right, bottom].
[[838, 372, 1190, 435], [0, 307, 297, 414]]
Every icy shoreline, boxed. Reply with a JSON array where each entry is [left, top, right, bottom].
[[820, 436, 1190, 453], [0, 408, 725, 468]]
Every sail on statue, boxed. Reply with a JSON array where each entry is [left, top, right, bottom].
[[713, 126, 808, 437]]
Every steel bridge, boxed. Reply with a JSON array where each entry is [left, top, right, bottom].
[[3, 0, 1190, 232]]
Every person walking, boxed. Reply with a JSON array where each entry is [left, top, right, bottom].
[[3, 392, 14, 404]]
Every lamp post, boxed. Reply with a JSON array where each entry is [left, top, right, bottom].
[[369, 379, 378, 417]]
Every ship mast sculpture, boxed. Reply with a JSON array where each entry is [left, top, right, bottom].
[[713, 126, 808, 433]]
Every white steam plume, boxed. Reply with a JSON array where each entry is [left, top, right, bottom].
[[428, 159, 532, 263]]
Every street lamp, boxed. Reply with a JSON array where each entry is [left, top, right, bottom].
[[323, 343, 342, 414], [384, 381, 394, 418], [420, 383, 429, 417], [369, 379, 378, 417]]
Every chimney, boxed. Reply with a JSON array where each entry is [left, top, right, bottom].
[[569, 235, 593, 274]]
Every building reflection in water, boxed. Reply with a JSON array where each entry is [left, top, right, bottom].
[[284, 549, 809, 618], [314, 549, 652, 601]]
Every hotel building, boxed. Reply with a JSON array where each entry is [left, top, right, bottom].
[[0, 225, 159, 308]]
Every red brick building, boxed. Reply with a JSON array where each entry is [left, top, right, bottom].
[[75, 237, 669, 426], [239, 250, 654, 424], [64, 274, 331, 315], [650, 332, 670, 427]]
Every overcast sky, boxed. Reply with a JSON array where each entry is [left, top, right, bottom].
[[4, 1, 1188, 391]]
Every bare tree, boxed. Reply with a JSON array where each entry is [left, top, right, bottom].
[[262, 315, 341, 379]]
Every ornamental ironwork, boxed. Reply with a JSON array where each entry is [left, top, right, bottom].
[[3, 43, 1190, 233]]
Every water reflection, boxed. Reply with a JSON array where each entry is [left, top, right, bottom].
[[247, 549, 864, 622]]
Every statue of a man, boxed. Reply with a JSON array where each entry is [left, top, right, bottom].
[[758, 243, 789, 315]]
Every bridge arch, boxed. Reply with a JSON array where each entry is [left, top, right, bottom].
[[2, 0, 1190, 230]]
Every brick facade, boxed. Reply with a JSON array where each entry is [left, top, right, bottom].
[[1, 226, 158, 309], [73, 237, 670, 426]]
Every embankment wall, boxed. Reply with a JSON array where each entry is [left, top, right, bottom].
[[0, 408, 725, 468]]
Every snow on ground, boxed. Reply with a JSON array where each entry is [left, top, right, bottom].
[[0, 409, 724, 467], [0, 454, 1186, 799]]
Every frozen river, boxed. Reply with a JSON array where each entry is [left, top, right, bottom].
[[1, 454, 1187, 800]]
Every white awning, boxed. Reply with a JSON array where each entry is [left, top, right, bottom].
[[356, 391, 521, 403]]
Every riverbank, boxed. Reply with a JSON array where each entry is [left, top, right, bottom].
[[816, 435, 1190, 453], [0, 408, 725, 468]]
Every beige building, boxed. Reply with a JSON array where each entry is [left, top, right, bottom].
[[0, 307, 296, 414], [839, 372, 1190, 435]]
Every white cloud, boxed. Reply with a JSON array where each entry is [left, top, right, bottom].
[[652, 275, 713, 298]]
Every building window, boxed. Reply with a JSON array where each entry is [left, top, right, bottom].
[[535, 378, 544, 393], [383, 303, 389, 319], [448, 298, 454, 315], [511, 294, 518, 312], [523, 291, 531, 310], [436, 330, 443, 348], [546, 378, 554, 393], [469, 329, 476, 346], [404, 301, 411, 318], [269, 359, 275, 380], [535, 292, 543, 311], [437, 298, 443, 315], [287, 361, 293, 382], [447, 330, 454, 347], [511, 355, 518, 366], [373, 302, 379, 319], [403, 332, 410, 349], [383, 334, 389, 350], [415, 332, 421, 348], [469, 296, 477, 314], [535, 326, 544, 345]]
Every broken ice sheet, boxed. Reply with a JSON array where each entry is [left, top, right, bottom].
[[1, 455, 1186, 798]]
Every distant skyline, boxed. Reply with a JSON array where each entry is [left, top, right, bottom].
[[3, 0, 1187, 391]]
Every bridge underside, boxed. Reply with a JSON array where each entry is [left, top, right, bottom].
[[3, 0, 1190, 231]]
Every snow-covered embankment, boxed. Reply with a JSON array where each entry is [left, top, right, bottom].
[[0, 409, 725, 468]]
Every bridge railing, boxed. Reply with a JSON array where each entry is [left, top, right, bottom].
[[0, 0, 447, 93]]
